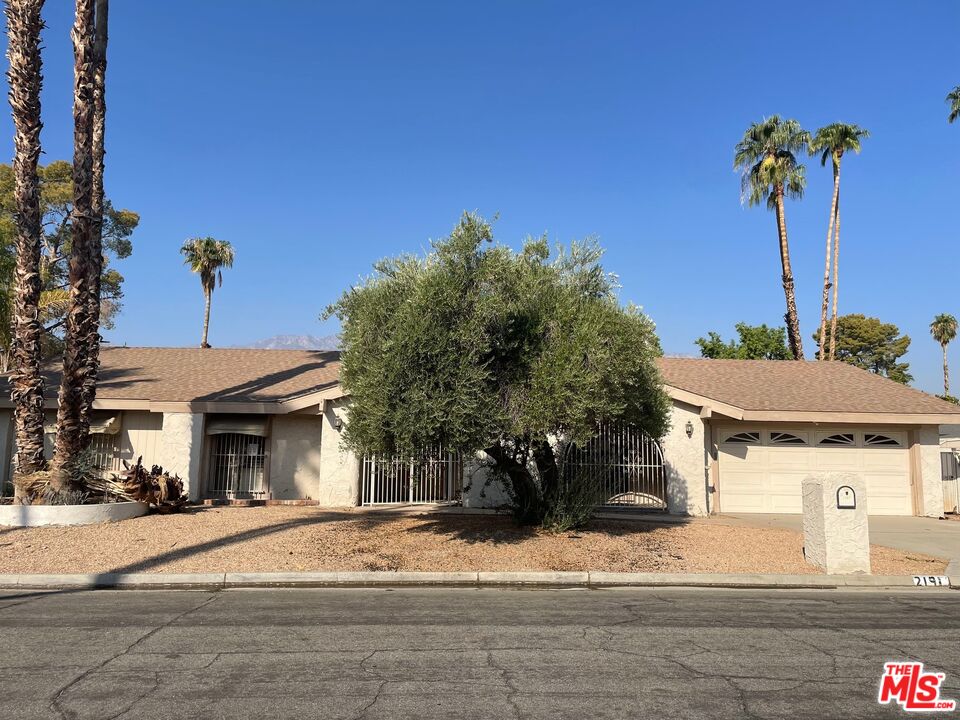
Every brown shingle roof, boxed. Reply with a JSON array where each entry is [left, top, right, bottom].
[[21, 347, 341, 405], [4, 348, 956, 418], [657, 357, 960, 416]]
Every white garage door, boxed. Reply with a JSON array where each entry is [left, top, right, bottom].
[[718, 428, 912, 515]]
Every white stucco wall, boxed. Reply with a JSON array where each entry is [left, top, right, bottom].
[[269, 415, 323, 500], [316, 398, 359, 506], [660, 401, 709, 516], [157, 413, 205, 501], [918, 425, 944, 518]]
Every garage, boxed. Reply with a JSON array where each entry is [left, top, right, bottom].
[[718, 427, 912, 515]]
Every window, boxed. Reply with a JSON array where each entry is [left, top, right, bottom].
[[207, 433, 267, 498], [770, 432, 807, 445], [88, 433, 122, 476], [864, 433, 901, 447], [818, 433, 855, 446], [723, 431, 760, 445]]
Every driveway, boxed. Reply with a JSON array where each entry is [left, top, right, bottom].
[[712, 514, 960, 567]]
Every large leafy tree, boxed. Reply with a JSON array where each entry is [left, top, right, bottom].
[[326, 213, 671, 524], [696, 322, 790, 360], [0, 161, 137, 368], [734, 116, 809, 360], [930, 313, 958, 398], [4, 0, 47, 479], [947, 86, 960, 124], [812, 313, 912, 384], [180, 237, 234, 348], [809, 124, 868, 361]]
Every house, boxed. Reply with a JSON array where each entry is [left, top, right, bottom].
[[1, 347, 957, 518]]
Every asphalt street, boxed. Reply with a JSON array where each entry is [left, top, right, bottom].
[[0, 586, 958, 719]]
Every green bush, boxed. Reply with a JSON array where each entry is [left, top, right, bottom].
[[539, 452, 608, 533]]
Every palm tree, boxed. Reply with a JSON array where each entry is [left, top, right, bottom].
[[80, 0, 108, 431], [181, 237, 234, 348], [947, 86, 960, 124], [50, 0, 97, 491], [931, 314, 958, 397], [5, 0, 48, 484], [808, 123, 869, 361], [734, 116, 809, 360]]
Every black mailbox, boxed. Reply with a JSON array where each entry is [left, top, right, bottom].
[[836, 485, 856, 510]]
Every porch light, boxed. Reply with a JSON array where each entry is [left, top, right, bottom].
[[685, 420, 694, 438]]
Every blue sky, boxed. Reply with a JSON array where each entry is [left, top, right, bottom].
[[3, 1, 958, 393]]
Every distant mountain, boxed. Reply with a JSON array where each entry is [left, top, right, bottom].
[[240, 334, 340, 350]]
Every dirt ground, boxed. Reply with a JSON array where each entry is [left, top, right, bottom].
[[0, 506, 947, 575]]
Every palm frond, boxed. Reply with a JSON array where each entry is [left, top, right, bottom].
[[947, 86, 960, 124], [735, 116, 808, 211], [931, 313, 959, 345]]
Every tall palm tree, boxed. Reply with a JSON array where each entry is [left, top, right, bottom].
[[947, 86, 960, 124], [734, 116, 809, 360], [80, 0, 108, 431], [5, 0, 47, 483], [808, 123, 869, 361], [181, 237, 234, 348], [931, 313, 958, 397], [51, 0, 97, 490]]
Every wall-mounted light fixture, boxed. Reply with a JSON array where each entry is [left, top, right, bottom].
[[334, 416, 344, 431], [685, 420, 694, 438]]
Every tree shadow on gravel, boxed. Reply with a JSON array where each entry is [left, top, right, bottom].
[[402, 512, 687, 545]]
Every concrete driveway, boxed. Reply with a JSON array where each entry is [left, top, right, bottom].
[[711, 514, 960, 568]]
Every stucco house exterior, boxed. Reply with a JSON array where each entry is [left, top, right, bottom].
[[1, 347, 958, 518]]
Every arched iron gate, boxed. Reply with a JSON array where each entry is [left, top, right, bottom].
[[564, 421, 667, 510]]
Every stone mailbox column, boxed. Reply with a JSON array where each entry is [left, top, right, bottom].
[[801, 472, 870, 575]]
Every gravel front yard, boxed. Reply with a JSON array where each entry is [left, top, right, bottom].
[[0, 506, 947, 575]]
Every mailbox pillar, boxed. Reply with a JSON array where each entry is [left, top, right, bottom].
[[801, 472, 870, 575]]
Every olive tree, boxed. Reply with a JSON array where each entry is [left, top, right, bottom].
[[325, 213, 670, 524]]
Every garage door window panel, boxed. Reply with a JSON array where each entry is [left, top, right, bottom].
[[722, 431, 760, 445], [864, 433, 903, 448], [817, 433, 855, 446], [770, 432, 808, 446]]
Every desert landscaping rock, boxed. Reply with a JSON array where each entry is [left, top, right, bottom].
[[0, 505, 947, 576]]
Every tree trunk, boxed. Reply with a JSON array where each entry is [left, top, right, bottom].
[[80, 0, 108, 430], [484, 441, 542, 524], [5, 0, 48, 484], [818, 162, 840, 360], [50, 0, 97, 491], [828, 194, 841, 361], [773, 186, 804, 360], [201, 288, 212, 348], [944, 343, 951, 397]]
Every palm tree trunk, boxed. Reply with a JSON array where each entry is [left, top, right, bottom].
[[828, 191, 841, 361], [818, 163, 840, 360], [80, 0, 108, 430], [201, 288, 212, 348], [774, 186, 804, 360], [51, 0, 97, 490], [944, 343, 951, 397], [5, 0, 48, 488]]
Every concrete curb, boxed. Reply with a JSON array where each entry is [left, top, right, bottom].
[[0, 571, 952, 591]]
